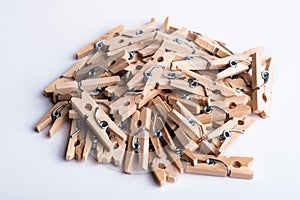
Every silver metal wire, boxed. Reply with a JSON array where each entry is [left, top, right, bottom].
[[94, 107, 108, 129], [152, 114, 163, 138], [188, 78, 208, 96], [206, 158, 231, 175], [131, 128, 147, 151], [51, 102, 68, 121]]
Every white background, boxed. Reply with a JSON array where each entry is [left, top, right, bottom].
[[0, 0, 299, 199]]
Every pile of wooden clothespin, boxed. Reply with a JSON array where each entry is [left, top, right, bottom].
[[35, 17, 273, 186]]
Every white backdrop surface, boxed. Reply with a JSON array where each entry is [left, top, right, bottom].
[[0, 0, 299, 199]]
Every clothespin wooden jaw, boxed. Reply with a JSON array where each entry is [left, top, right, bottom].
[[151, 157, 179, 186], [35, 101, 70, 137]]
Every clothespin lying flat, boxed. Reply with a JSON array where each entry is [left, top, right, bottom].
[[194, 33, 233, 58], [76, 25, 125, 59], [186, 154, 254, 179], [180, 68, 237, 97], [44, 57, 89, 97], [55, 76, 120, 98], [197, 95, 251, 125], [74, 50, 131, 81], [37, 17, 273, 186]]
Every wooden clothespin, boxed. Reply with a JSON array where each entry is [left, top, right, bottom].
[[213, 116, 256, 153], [138, 40, 162, 57], [151, 157, 179, 186], [75, 50, 130, 81], [169, 78, 207, 96], [35, 101, 70, 137], [175, 101, 206, 140], [167, 93, 202, 115], [124, 108, 151, 172], [164, 145, 183, 174], [216, 58, 251, 80], [180, 68, 236, 97], [171, 55, 211, 71], [44, 57, 89, 97], [151, 96, 177, 131], [142, 66, 165, 97], [66, 119, 86, 160], [55, 76, 120, 98], [168, 108, 201, 142], [150, 114, 167, 159], [194, 33, 233, 58], [76, 25, 125, 59], [160, 39, 194, 54], [197, 95, 251, 124], [161, 17, 170, 32], [71, 91, 126, 151], [172, 127, 199, 152], [101, 28, 157, 52], [252, 52, 274, 118], [210, 53, 248, 69], [148, 100, 177, 151], [186, 154, 254, 179], [97, 136, 127, 166], [109, 94, 139, 122], [126, 48, 175, 90], [223, 74, 253, 96]]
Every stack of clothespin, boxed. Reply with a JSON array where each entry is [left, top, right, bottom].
[[35, 17, 274, 186]]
